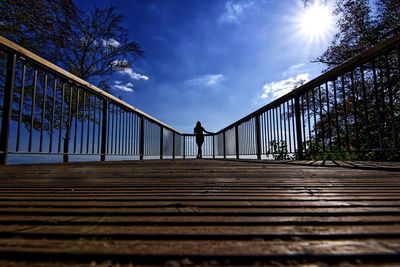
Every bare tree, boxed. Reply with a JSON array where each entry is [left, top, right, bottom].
[[0, 1, 144, 162]]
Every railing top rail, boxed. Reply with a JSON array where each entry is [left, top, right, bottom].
[[0, 35, 181, 134], [215, 33, 400, 134]]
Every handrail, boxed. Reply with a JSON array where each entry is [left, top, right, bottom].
[[1, 33, 399, 164], [216, 33, 400, 134], [213, 33, 400, 161], [0, 36, 180, 134]]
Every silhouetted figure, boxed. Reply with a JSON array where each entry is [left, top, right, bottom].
[[194, 121, 213, 159]]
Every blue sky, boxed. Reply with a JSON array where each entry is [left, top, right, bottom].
[[77, 0, 336, 133]]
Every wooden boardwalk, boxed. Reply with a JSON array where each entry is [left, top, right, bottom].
[[0, 159, 400, 266]]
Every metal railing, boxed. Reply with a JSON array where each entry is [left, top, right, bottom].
[[213, 34, 400, 160], [0, 36, 182, 164], [1, 34, 400, 164]]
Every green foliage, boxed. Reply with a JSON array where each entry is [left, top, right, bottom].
[[267, 140, 295, 160], [316, 0, 400, 69]]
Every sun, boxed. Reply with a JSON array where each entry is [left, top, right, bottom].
[[297, 1, 335, 44]]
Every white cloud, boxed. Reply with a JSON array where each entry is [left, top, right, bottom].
[[121, 68, 149, 81], [102, 38, 121, 48], [113, 80, 134, 93], [220, 1, 254, 24], [184, 74, 225, 87], [282, 63, 307, 77], [261, 73, 310, 100]]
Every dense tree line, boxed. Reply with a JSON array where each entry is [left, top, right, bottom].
[[301, 0, 400, 160]]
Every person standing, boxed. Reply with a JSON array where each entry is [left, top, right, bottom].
[[194, 121, 213, 159]]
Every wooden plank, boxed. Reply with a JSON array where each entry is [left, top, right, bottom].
[[0, 159, 400, 265], [1, 215, 400, 225], [0, 238, 399, 258], [1, 225, 400, 237], [1, 207, 400, 216], [1, 200, 400, 207]]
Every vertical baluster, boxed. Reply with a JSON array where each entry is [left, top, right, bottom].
[[160, 127, 163, 159], [212, 133, 215, 159], [183, 135, 186, 159], [92, 98, 96, 154], [325, 82, 333, 152], [58, 83, 65, 153], [279, 105, 283, 148], [28, 69, 37, 152], [311, 87, 318, 151], [172, 132, 176, 159], [295, 97, 303, 160], [110, 104, 115, 154], [121, 110, 126, 155], [372, 60, 383, 149], [127, 113, 131, 155], [86, 95, 91, 154], [318, 85, 325, 153], [73, 89, 79, 154], [301, 95, 306, 155], [0, 53, 16, 164], [97, 99, 101, 155], [139, 116, 144, 160], [223, 131, 226, 159], [282, 104, 287, 155], [64, 85, 73, 162], [49, 78, 56, 153], [100, 99, 107, 161], [272, 108, 277, 147], [361, 65, 371, 150], [39, 74, 47, 153], [255, 115, 261, 159], [333, 80, 340, 151], [16, 63, 26, 152], [267, 110, 271, 154], [291, 99, 296, 155], [341, 75, 350, 151], [80, 92, 85, 154], [306, 91, 311, 152], [350, 70, 360, 151], [287, 102, 292, 153], [118, 107, 121, 155], [384, 54, 397, 147], [124, 111, 128, 155]]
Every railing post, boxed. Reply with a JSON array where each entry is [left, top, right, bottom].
[[255, 115, 262, 160], [294, 97, 304, 160], [160, 127, 163, 160], [100, 99, 108, 161], [212, 134, 215, 159], [235, 126, 239, 159], [139, 116, 144, 160], [223, 132, 226, 159], [172, 132, 176, 159], [0, 53, 16, 165], [183, 135, 186, 159]]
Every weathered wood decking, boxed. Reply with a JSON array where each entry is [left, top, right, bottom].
[[0, 159, 400, 266]]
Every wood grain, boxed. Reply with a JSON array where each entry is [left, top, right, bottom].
[[0, 159, 400, 265]]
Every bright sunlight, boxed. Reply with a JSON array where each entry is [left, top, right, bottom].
[[296, 1, 335, 45]]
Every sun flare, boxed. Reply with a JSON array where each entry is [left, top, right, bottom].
[[297, 1, 335, 44]]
